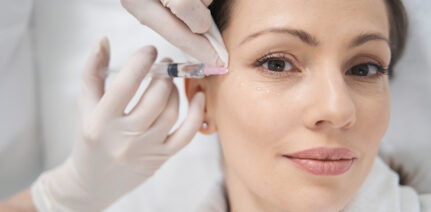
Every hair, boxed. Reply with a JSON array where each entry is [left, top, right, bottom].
[[209, 0, 409, 79]]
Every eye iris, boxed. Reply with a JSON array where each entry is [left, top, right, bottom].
[[352, 64, 370, 76], [268, 60, 285, 72]]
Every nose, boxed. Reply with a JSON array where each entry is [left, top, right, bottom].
[[303, 68, 356, 130]]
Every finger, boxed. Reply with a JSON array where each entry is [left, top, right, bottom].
[[127, 78, 174, 131], [97, 46, 157, 118], [126, 57, 172, 129], [79, 37, 110, 117], [159, 57, 173, 63], [163, 92, 205, 154], [129, 1, 222, 66], [163, 0, 213, 33], [147, 84, 180, 136], [201, 0, 213, 7], [127, 57, 174, 130], [163, 0, 212, 7]]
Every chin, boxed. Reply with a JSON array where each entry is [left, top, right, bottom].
[[274, 185, 354, 212]]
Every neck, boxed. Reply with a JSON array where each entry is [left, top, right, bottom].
[[224, 166, 285, 212]]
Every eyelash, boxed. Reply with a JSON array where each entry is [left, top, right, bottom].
[[253, 53, 299, 78], [253, 53, 389, 80]]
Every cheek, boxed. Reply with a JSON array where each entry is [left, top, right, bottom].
[[209, 73, 295, 198], [207, 71, 306, 186], [353, 89, 391, 162], [212, 73, 301, 150]]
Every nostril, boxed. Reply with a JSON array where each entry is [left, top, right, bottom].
[[316, 120, 324, 126]]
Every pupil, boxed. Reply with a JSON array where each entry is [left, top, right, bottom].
[[268, 60, 285, 72]]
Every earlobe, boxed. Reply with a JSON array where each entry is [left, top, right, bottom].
[[199, 121, 210, 134], [199, 118, 217, 135], [184, 79, 217, 135]]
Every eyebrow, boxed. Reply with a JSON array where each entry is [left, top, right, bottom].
[[238, 27, 390, 48]]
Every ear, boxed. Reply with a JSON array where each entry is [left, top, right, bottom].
[[185, 78, 217, 134]]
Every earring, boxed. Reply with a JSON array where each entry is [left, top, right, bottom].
[[202, 121, 208, 129]]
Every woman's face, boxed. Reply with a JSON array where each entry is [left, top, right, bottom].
[[190, 0, 391, 211]]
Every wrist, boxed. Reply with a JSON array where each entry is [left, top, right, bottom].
[[0, 189, 37, 212], [31, 158, 106, 212]]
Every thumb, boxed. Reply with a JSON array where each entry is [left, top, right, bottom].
[[163, 92, 205, 154]]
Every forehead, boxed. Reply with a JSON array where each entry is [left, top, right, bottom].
[[226, 0, 390, 45]]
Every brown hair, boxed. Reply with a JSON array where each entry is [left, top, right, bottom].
[[209, 0, 409, 79]]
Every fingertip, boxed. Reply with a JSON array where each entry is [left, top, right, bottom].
[[84, 37, 111, 79], [129, 45, 158, 75], [87, 37, 110, 77], [202, 0, 213, 7], [98, 37, 111, 70], [100, 36, 110, 56], [138, 45, 158, 61]]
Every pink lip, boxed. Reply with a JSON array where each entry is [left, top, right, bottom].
[[283, 147, 358, 176]]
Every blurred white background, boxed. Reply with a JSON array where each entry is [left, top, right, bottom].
[[0, 0, 429, 211]]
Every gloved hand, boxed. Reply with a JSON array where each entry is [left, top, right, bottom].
[[120, 0, 225, 67], [31, 37, 205, 211]]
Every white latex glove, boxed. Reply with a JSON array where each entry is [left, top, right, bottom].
[[31, 37, 205, 211], [120, 0, 225, 67]]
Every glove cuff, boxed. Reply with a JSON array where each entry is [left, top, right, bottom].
[[30, 158, 107, 212], [31, 171, 75, 212]]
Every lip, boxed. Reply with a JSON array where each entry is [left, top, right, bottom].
[[283, 147, 358, 176]]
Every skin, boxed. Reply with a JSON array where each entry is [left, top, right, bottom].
[[186, 0, 392, 211], [0, 189, 36, 212]]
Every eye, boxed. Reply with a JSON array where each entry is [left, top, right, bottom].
[[263, 59, 293, 72], [254, 53, 298, 75], [346, 63, 387, 77]]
